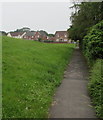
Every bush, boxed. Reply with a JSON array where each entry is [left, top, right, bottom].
[[88, 59, 103, 118], [44, 40, 53, 43], [83, 20, 103, 64], [83, 21, 103, 118]]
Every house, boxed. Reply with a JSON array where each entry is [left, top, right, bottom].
[[55, 31, 68, 42], [7, 32, 26, 38], [7, 30, 47, 41], [34, 31, 47, 41], [6, 29, 71, 43], [47, 36, 55, 42], [34, 32, 41, 41], [23, 31, 36, 40]]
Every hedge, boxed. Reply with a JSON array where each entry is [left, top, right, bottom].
[[88, 59, 103, 118], [83, 20, 103, 64], [82, 21, 103, 118]]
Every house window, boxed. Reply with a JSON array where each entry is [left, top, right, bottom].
[[47, 36, 49, 39], [64, 39, 67, 41], [65, 34, 67, 37]]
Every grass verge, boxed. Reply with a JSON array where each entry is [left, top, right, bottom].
[[88, 59, 103, 118], [2, 36, 75, 118]]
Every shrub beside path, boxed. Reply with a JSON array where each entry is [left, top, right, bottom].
[[49, 48, 96, 118]]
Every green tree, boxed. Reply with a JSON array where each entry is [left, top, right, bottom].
[[68, 2, 103, 48]]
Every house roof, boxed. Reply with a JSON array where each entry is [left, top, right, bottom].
[[34, 31, 47, 37], [55, 31, 67, 36], [24, 31, 36, 36], [38, 31, 47, 36], [48, 36, 55, 41], [9, 32, 25, 36]]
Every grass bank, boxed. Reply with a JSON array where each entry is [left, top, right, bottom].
[[2, 36, 75, 118], [88, 59, 103, 118]]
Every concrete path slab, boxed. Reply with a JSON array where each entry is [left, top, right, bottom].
[[49, 48, 96, 118]]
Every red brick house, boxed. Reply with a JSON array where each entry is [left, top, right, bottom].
[[23, 31, 36, 40], [7, 30, 71, 43], [23, 31, 47, 41], [34, 31, 47, 41], [55, 31, 68, 42], [47, 36, 55, 41], [34, 32, 41, 40]]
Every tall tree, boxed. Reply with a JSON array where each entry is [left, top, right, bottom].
[[68, 2, 103, 48]]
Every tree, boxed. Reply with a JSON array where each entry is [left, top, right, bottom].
[[68, 2, 103, 48], [0, 31, 7, 36], [15, 27, 30, 32], [48, 34, 55, 37]]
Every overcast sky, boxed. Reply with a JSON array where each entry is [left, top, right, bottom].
[[1, 2, 74, 34]]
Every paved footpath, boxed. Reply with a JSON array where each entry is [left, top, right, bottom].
[[49, 48, 96, 118]]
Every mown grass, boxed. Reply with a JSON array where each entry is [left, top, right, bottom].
[[2, 36, 75, 118], [88, 59, 103, 118]]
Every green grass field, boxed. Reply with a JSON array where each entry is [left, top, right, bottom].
[[2, 36, 75, 118]]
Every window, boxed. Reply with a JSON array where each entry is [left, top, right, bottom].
[[47, 36, 49, 39], [64, 39, 67, 41]]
